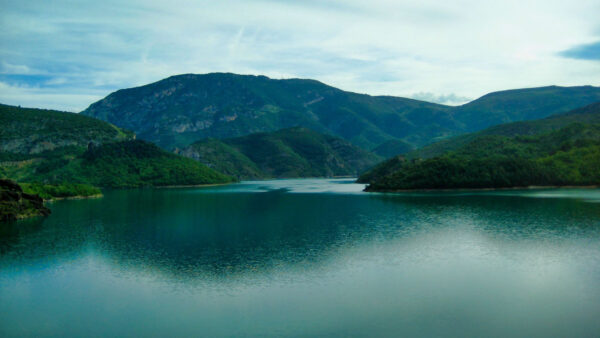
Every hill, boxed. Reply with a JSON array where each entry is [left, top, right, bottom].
[[178, 127, 382, 179], [2, 140, 234, 188], [80, 73, 600, 151], [371, 139, 415, 158], [0, 104, 234, 188], [410, 102, 600, 159], [452, 86, 600, 132], [360, 103, 600, 191], [0, 103, 132, 154]]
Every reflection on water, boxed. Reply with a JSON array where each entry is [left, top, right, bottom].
[[1, 179, 600, 337]]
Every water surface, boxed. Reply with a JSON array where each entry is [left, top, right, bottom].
[[1, 179, 600, 337]]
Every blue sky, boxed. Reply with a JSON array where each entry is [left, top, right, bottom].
[[1, 0, 599, 111]]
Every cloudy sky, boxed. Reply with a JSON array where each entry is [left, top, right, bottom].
[[1, 0, 599, 111]]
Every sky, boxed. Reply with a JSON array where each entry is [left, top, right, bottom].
[[0, 0, 599, 112]]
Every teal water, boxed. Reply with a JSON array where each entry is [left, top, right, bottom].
[[1, 179, 600, 337]]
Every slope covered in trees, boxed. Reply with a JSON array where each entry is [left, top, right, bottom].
[[81, 73, 600, 151], [179, 127, 382, 179], [0, 104, 234, 188], [0, 103, 133, 154], [361, 103, 600, 191], [410, 102, 600, 159]]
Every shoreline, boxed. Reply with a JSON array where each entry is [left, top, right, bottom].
[[366, 185, 600, 193], [154, 182, 236, 189], [45, 193, 104, 202]]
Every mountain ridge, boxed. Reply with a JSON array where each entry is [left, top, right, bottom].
[[81, 73, 600, 151], [409, 101, 600, 159]]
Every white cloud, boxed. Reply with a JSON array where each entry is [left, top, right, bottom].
[[0, 0, 599, 111], [410, 92, 471, 106]]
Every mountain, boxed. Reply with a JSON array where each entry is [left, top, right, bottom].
[[410, 102, 600, 159], [360, 103, 600, 191], [178, 127, 382, 179], [80, 73, 600, 151], [81, 73, 452, 150], [0, 104, 234, 188]]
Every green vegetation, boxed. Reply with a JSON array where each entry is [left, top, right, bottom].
[[410, 102, 600, 159], [356, 156, 409, 184], [0, 179, 50, 222], [1, 103, 133, 155], [361, 103, 600, 191], [181, 127, 382, 179], [371, 139, 415, 158], [81, 73, 600, 151], [0, 104, 235, 188], [20, 183, 102, 200], [179, 138, 263, 179], [80, 140, 235, 187], [3, 140, 235, 188]]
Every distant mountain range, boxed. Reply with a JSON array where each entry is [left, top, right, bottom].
[[178, 127, 381, 180], [81, 73, 600, 151], [360, 102, 600, 191]]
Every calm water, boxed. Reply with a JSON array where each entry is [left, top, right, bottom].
[[1, 179, 600, 337]]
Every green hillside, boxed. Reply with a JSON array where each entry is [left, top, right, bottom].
[[0, 104, 234, 188], [180, 127, 382, 179], [411, 102, 600, 159], [453, 86, 600, 132], [361, 103, 600, 191], [0, 103, 132, 154], [178, 138, 263, 179], [80, 73, 600, 151], [2, 140, 234, 188], [371, 139, 415, 158]]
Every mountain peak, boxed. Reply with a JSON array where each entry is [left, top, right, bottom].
[[81, 74, 600, 151]]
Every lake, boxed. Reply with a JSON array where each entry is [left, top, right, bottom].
[[1, 179, 600, 337]]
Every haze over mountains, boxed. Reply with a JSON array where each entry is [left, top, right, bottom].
[[81, 73, 600, 152]]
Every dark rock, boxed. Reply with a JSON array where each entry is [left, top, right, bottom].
[[0, 179, 51, 222]]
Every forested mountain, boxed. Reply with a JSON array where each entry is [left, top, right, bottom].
[[81, 73, 600, 151], [179, 127, 382, 179], [360, 103, 600, 191], [0, 104, 233, 188], [410, 102, 600, 159], [371, 139, 416, 158]]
